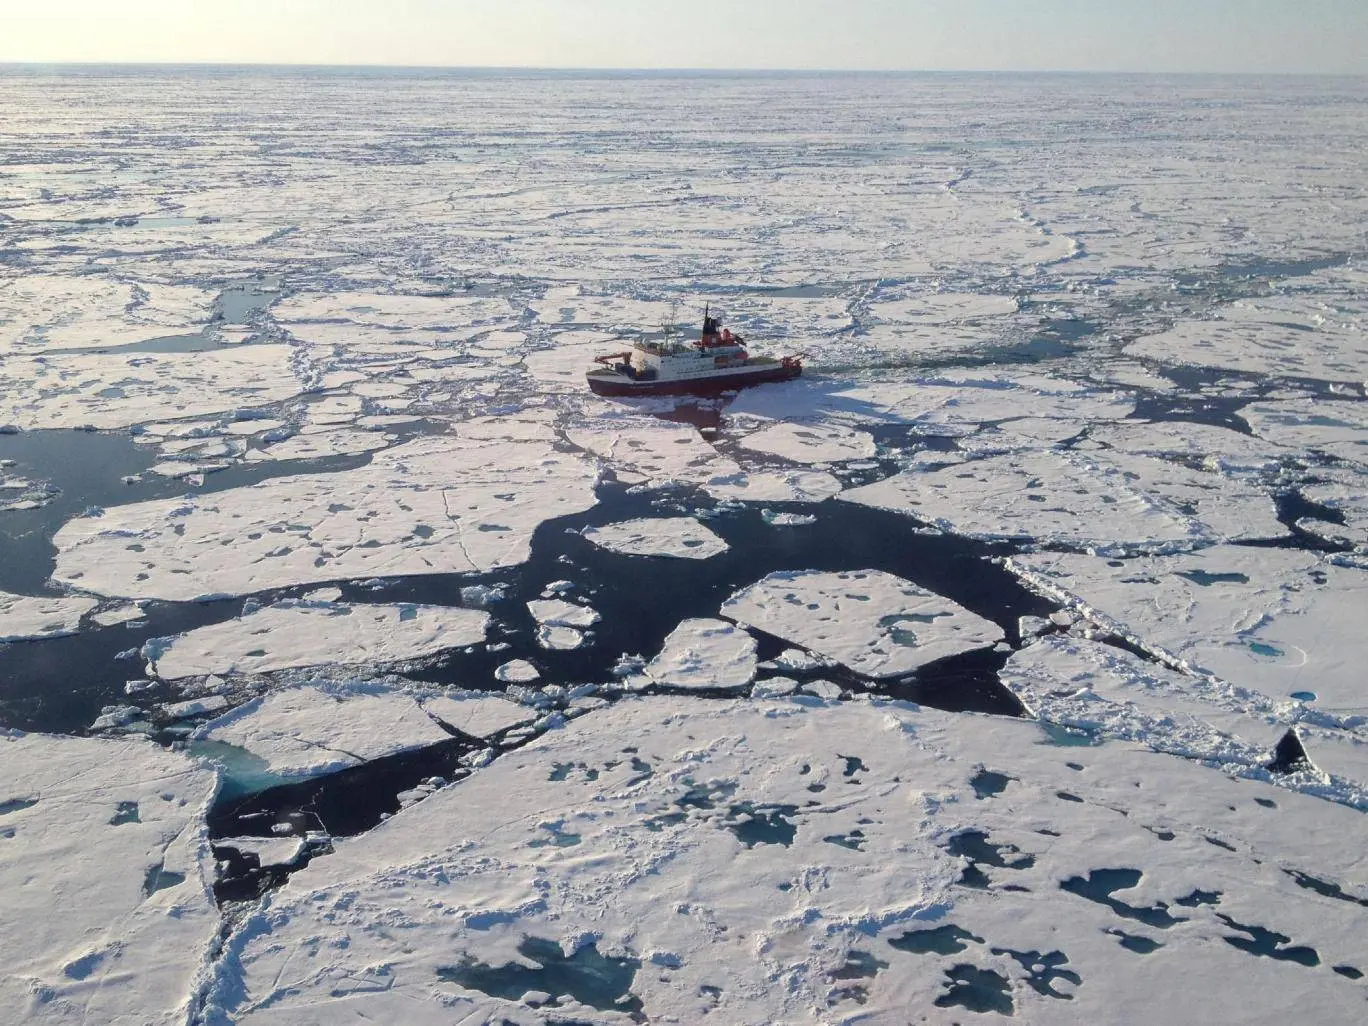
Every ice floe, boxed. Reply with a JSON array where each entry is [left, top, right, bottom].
[[645, 617, 757, 689], [582, 516, 728, 559], [1125, 298, 1368, 384], [1011, 546, 1368, 714], [723, 569, 1003, 678], [0, 346, 304, 431], [842, 449, 1282, 551], [1240, 398, 1368, 466], [737, 421, 877, 464], [193, 684, 453, 779], [147, 600, 489, 680], [52, 431, 600, 600], [421, 693, 536, 739], [0, 590, 98, 642], [0, 274, 216, 353], [0, 732, 218, 1026], [203, 697, 1368, 1025]]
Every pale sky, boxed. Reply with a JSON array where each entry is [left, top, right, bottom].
[[2, 0, 1365, 74]]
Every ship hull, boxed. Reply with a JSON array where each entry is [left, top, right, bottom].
[[586, 362, 801, 398]]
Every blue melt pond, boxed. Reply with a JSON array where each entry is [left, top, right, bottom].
[[1290, 691, 1317, 703], [1248, 642, 1283, 658]]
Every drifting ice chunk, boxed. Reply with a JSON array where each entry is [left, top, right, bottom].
[[842, 449, 1280, 551], [526, 599, 600, 629], [421, 693, 536, 739], [726, 373, 1134, 429], [1125, 303, 1368, 385], [0, 733, 218, 1025], [194, 685, 453, 779], [52, 433, 600, 601], [738, 421, 877, 464], [0, 346, 304, 431], [207, 697, 1368, 1025], [214, 835, 306, 869], [1240, 399, 1368, 466], [147, 601, 489, 680], [1011, 547, 1368, 713], [722, 569, 1003, 678], [496, 659, 541, 684], [582, 517, 728, 559], [0, 590, 98, 642], [1002, 633, 1286, 768], [646, 618, 757, 690]]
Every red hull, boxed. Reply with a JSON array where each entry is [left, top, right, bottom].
[[586, 363, 801, 398]]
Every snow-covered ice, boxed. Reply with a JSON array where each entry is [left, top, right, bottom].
[[723, 570, 1004, 678], [582, 516, 728, 559], [645, 617, 758, 689], [421, 693, 536, 739], [0, 733, 219, 1026], [52, 432, 600, 600], [0, 590, 98, 642], [193, 684, 453, 779], [843, 449, 1283, 551], [203, 697, 1368, 1025], [1011, 547, 1368, 713], [147, 600, 489, 679]]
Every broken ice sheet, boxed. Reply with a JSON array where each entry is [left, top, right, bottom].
[[147, 600, 490, 680], [724, 372, 1135, 432], [527, 598, 599, 651], [0, 345, 305, 431], [1011, 547, 1368, 714], [0, 589, 98, 642], [842, 448, 1282, 551], [192, 684, 454, 780], [565, 417, 842, 502], [737, 420, 877, 464], [722, 569, 1003, 678], [1001, 632, 1300, 774], [204, 697, 1368, 1025], [1240, 398, 1368, 467], [646, 617, 758, 689], [0, 273, 216, 354], [582, 516, 728, 559], [1125, 297, 1368, 384], [0, 733, 218, 1025], [421, 692, 536, 739], [52, 431, 600, 600]]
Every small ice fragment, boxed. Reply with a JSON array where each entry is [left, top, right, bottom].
[[800, 680, 843, 701], [752, 677, 799, 698], [461, 583, 506, 607], [496, 659, 541, 683], [161, 696, 230, 720]]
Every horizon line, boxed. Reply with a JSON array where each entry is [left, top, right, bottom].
[[1, 60, 1364, 78]]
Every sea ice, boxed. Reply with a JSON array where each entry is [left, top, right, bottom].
[[0, 733, 218, 1026], [842, 449, 1281, 551], [147, 600, 490, 680], [737, 421, 877, 464], [1239, 398, 1368, 466], [0, 274, 216, 353], [0, 590, 98, 642], [0, 346, 304, 431], [193, 684, 453, 779], [645, 617, 757, 689], [203, 697, 1368, 1025], [582, 516, 728, 559], [1125, 299, 1368, 384], [421, 693, 536, 739], [52, 431, 600, 600], [1011, 547, 1368, 713], [722, 569, 1003, 677]]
